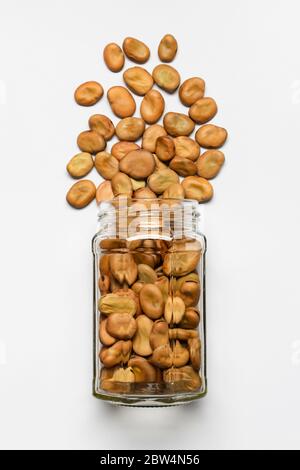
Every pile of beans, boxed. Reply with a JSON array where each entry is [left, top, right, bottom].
[[98, 238, 203, 393], [66, 35, 227, 208]]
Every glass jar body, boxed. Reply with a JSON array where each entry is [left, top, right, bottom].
[[92, 199, 207, 406]]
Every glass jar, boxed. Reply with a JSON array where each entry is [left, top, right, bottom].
[[92, 198, 207, 406]]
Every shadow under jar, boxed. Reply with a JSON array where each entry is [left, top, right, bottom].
[[92, 198, 207, 406]]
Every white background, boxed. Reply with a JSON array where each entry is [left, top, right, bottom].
[[0, 0, 300, 450]]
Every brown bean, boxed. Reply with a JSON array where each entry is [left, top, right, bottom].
[[152, 64, 181, 93], [155, 136, 175, 162], [174, 136, 200, 161], [123, 37, 150, 63], [149, 320, 169, 350], [179, 307, 200, 329], [163, 112, 195, 137], [66, 180, 96, 209], [168, 328, 199, 341], [179, 77, 205, 106], [188, 337, 201, 370], [147, 168, 179, 194], [111, 141, 140, 161], [119, 149, 155, 180], [163, 251, 200, 277], [111, 172, 133, 197], [98, 257, 110, 288], [74, 81, 103, 106], [116, 117, 145, 141], [175, 273, 200, 307], [140, 89, 165, 124], [99, 292, 137, 316], [77, 130, 106, 154], [133, 187, 157, 199], [88, 114, 115, 140], [114, 289, 141, 315], [123, 66, 153, 96], [172, 340, 190, 367], [101, 366, 135, 392], [138, 264, 158, 284], [155, 276, 169, 303], [96, 181, 114, 204], [99, 317, 116, 346], [195, 124, 228, 148], [142, 124, 167, 152], [182, 176, 213, 202], [163, 365, 201, 391], [150, 344, 173, 369], [66, 152, 94, 178], [128, 356, 157, 382], [103, 43, 125, 72], [100, 340, 132, 367], [158, 34, 178, 62], [107, 86, 136, 118], [106, 313, 137, 340], [162, 183, 185, 200], [189, 97, 218, 124], [169, 157, 197, 176], [140, 284, 164, 320], [95, 152, 119, 179], [196, 150, 225, 179], [132, 315, 153, 356]]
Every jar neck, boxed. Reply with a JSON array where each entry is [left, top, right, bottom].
[[97, 198, 200, 241]]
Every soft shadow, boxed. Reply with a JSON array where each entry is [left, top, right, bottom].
[[93, 399, 206, 449]]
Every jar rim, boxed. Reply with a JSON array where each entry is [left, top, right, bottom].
[[97, 197, 200, 241]]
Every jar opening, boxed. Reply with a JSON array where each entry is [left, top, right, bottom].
[[98, 197, 199, 241]]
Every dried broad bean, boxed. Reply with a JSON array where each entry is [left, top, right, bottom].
[[182, 176, 213, 202], [147, 168, 179, 194], [99, 293, 137, 316], [66, 180, 96, 208], [74, 81, 103, 106], [116, 117, 145, 141], [196, 150, 225, 179], [123, 37, 150, 63], [140, 284, 164, 320], [66, 152, 94, 178], [195, 124, 228, 149], [155, 136, 175, 162], [140, 90, 165, 124], [107, 86, 136, 118], [142, 124, 167, 152], [103, 43, 125, 72], [96, 181, 114, 204], [111, 142, 140, 161], [100, 340, 132, 367], [179, 77, 205, 106], [128, 356, 157, 382], [152, 64, 181, 93], [174, 136, 200, 161], [106, 313, 137, 340], [95, 152, 119, 179], [169, 157, 197, 177], [163, 365, 201, 391], [163, 112, 195, 137], [158, 34, 178, 62], [119, 150, 155, 180], [88, 114, 115, 140], [77, 130, 106, 154], [132, 315, 153, 356], [123, 66, 154, 96], [162, 183, 185, 199], [189, 97, 218, 124]]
